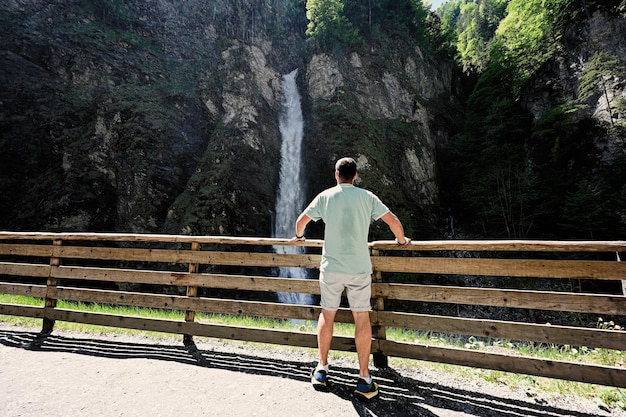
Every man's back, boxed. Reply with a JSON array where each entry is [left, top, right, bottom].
[[304, 183, 389, 274]]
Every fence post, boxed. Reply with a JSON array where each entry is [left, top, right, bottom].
[[618, 252, 625, 296], [42, 239, 62, 333], [371, 248, 388, 368], [183, 242, 206, 364], [30, 238, 62, 347]]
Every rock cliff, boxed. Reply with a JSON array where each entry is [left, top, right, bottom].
[[522, 8, 626, 134], [0, 0, 463, 237]]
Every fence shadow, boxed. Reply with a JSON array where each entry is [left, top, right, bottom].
[[0, 329, 603, 417]]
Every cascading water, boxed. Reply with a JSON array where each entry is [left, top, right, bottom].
[[273, 69, 313, 305]]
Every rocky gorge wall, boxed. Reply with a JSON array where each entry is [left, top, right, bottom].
[[0, 0, 463, 238], [522, 8, 626, 162]]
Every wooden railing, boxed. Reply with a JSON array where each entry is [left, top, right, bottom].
[[0, 232, 624, 388]]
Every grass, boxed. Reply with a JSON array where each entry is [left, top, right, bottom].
[[1, 294, 624, 411]]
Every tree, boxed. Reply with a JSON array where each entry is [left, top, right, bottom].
[[495, 0, 568, 78], [305, 0, 360, 47], [341, 0, 429, 42], [438, 0, 510, 72], [560, 180, 613, 238], [343, 0, 380, 35], [272, 0, 306, 36], [380, 0, 429, 39], [448, 55, 538, 237], [578, 51, 623, 126]]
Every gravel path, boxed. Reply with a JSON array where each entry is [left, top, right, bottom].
[[0, 324, 623, 417]]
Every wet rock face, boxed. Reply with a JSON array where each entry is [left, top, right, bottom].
[[0, 0, 461, 236]]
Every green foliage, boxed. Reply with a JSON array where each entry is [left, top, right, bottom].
[[598, 389, 626, 412], [495, 0, 568, 78], [342, 0, 380, 36], [439, 0, 510, 71], [449, 60, 625, 239], [270, 0, 309, 46], [443, 0, 626, 238], [447, 55, 540, 237], [436, 0, 569, 76], [578, 51, 624, 124], [578, 51, 621, 102], [305, 0, 431, 49], [530, 108, 626, 239], [305, 0, 360, 48], [560, 180, 614, 239], [424, 11, 456, 56], [375, 0, 429, 40], [531, 101, 585, 139]]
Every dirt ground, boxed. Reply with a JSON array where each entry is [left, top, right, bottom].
[[1, 324, 623, 417]]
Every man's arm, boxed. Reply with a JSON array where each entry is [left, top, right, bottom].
[[380, 211, 410, 245], [289, 213, 312, 242]]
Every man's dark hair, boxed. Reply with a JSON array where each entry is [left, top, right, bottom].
[[335, 157, 357, 181]]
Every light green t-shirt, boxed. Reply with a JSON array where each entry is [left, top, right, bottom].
[[303, 184, 389, 274]]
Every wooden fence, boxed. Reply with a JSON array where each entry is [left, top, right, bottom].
[[0, 232, 624, 388]]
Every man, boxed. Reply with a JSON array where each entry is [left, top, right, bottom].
[[290, 157, 410, 400]]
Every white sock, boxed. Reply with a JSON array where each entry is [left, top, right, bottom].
[[360, 375, 372, 384], [316, 363, 329, 372]]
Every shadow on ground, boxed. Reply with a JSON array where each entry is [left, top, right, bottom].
[[0, 329, 599, 417]]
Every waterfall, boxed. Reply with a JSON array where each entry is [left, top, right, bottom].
[[273, 69, 312, 305]]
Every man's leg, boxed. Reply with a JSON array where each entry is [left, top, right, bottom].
[[353, 310, 372, 378], [317, 309, 336, 366]]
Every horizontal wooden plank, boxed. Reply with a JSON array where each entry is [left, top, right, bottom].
[[372, 283, 626, 314], [0, 283, 47, 298], [49, 287, 314, 319], [375, 312, 625, 351], [0, 303, 44, 319], [372, 256, 626, 280], [371, 239, 626, 252], [5, 245, 623, 280], [53, 246, 321, 269], [0, 244, 53, 258], [44, 309, 356, 352], [3, 231, 624, 252], [0, 244, 322, 269], [376, 339, 626, 388], [187, 273, 321, 294], [0, 262, 50, 278], [0, 231, 324, 247], [47, 287, 353, 323], [49, 266, 321, 294]]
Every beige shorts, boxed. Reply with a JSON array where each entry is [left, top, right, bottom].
[[319, 271, 372, 312]]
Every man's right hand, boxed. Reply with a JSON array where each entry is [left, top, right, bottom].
[[396, 237, 411, 246]]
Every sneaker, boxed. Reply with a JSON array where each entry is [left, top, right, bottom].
[[354, 378, 379, 401], [311, 368, 329, 391]]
